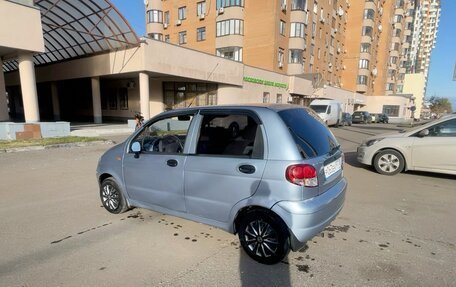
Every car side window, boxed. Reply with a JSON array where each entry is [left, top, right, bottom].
[[196, 114, 264, 159], [133, 114, 193, 153], [427, 119, 456, 137]]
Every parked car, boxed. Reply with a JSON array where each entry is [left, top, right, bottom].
[[352, 111, 372, 124], [309, 99, 343, 126], [97, 104, 347, 264], [357, 114, 456, 176], [341, 112, 352, 126], [375, 113, 389, 123]]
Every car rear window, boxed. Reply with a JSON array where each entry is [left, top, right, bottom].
[[278, 108, 339, 159]]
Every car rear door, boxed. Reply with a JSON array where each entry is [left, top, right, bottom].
[[183, 110, 267, 223]]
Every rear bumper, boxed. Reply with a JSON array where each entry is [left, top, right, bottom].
[[271, 178, 347, 251]]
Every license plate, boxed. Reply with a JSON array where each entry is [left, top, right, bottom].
[[354, 116, 360, 118], [324, 157, 342, 178]]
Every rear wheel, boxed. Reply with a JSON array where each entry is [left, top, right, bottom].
[[100, 178, 128, 214], [238, 212, 290, 265], [373, 149, 405, 175]]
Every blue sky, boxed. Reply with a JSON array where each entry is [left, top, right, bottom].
[[112, 0, 455, 109]]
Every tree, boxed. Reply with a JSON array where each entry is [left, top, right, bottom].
[[428, 96, 453, 115]]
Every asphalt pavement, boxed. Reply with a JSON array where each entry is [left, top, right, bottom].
[[0, 123, 455, 286]]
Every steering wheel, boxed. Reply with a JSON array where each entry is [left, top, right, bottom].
[[161, 135, 184, 153], [141, 136, 161, 152]]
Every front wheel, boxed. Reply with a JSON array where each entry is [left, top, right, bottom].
[[238, 212, 290, 264], [100, 178, 128, 214], [373, 149, 405, 175]]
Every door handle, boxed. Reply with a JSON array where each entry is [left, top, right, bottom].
[[167, 159, 178, 167], [239, 164, 255, 174]]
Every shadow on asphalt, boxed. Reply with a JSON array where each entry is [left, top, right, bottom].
[[344, 152, 370, 170], [404, 170, 456, 180], [239, 249, 292, 287]]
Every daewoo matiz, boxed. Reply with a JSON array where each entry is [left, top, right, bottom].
[[97, 104, 347, 264]]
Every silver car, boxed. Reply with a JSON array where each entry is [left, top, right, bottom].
[[97, 104, 347, 264], [357, 114, 456, 176]]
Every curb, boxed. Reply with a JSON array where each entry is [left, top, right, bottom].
[[0, 140, 116, 153]]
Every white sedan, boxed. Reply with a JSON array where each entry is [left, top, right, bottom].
[[357, 114, 456, 176]]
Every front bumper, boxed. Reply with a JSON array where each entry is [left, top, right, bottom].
[[271, 178, 347, 251], [357, 145, 374, 165]]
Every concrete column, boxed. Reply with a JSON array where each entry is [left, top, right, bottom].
[[91, 77, 102, 124], [18, 53, 40, 123], [51, 82, 60, 121], [139, 72, 150, 120], [0, 58, 9, 121]]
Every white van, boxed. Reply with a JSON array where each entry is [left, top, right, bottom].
[[309, 99, 343, 126]]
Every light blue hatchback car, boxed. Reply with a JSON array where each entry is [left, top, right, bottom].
[[97, 104, 347, 264]]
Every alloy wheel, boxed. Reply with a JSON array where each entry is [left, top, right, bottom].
[[378, 153, 400, 173], [101, 184, 120, 211], [243, 219, 279, 258]]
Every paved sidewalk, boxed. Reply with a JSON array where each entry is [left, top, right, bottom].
[[70, 123, 134, 137]]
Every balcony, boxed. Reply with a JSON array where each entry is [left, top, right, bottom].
[[288, 37, 306, 50], [288, 63, 304, 75], [356, 84, 368, 93], [364, 1, 376, 10]]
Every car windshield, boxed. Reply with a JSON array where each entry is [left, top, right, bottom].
[[310, 105, 328, 113], [353, 112, 363, 116], [278, 108, 339, 159]]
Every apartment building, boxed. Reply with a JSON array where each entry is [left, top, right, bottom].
[[145, 0, 349, 87], [408, 0, 440, 79]]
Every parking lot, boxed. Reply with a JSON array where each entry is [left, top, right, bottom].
[[0, 123, 455, 287]]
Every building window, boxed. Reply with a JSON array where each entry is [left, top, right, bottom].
[[197, 27, 206, 41], [276, 94, 282, 104], [290, 22, 305, 37], [389, 56, 398, 65], [216, 19, 244, 37], [164, 82, 218, 110], [149, 33, 163, 41], [216, 46, 243, 62], [312, 22, 316, 37], [359, 59, 369, 69], [179, 31, 187, 45], [263, 92, 270, 103], [357, 75, 368, 85], [362, 26, 373, 37], [289, 49, 303, 63], [216, 0, 244, 9], [147, 10, 163, 23], [363, 9, 375, 20], [278, 48, 284, 67], [383, 105, 399, 116], [164, 11, 170, 24], [197, 1, 206, 16], [361, 43, 371, 53], [279, 20, 286, 36], [164, 34, 170, 43], [119, 88, 128, 110], [313, 1, 318, 13], [178, 6, 187, 20], [395, 29, 401, 37], [385, 83, 395, 91], [394, 14, 403, 23]]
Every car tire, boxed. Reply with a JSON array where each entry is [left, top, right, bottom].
[[100, 177, 129, 214], [373, 149, 405, 176], [238, 211, 290, 265]]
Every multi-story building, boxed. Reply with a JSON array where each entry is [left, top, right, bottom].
[[408, 0, 440, 79], [145, 0, 349, 87]]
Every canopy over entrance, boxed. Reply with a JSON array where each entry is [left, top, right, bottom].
[[2, 0, 139, 72]]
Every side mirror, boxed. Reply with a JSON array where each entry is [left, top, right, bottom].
[[131, 141, 141, 158], [418, 129, 429, 138]]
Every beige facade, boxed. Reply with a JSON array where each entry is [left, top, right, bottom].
[[146, 0, 348, 88], [403, 72, 426, 118]]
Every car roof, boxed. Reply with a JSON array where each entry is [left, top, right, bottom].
[[161, 104, 307, 115]]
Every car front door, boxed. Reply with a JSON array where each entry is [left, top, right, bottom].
[[184, 111, 267, 223], [123, 113, 195, 212], [411, 118, 456, 173]]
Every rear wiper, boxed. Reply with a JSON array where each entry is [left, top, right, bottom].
[[329, 144, 341, 155]]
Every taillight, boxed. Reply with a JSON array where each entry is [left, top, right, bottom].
[[286, 164, 318, 187]]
